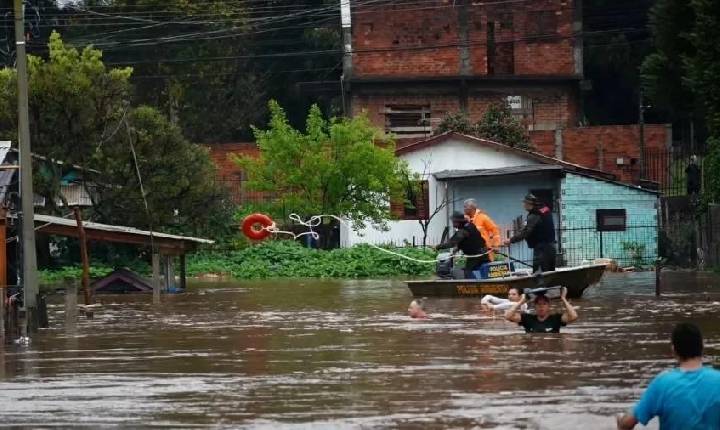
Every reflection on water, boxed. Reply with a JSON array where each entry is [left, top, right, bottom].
[[1, 272, 719, 429]]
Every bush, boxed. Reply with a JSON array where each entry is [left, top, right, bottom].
[[186, 240, 436, 279]]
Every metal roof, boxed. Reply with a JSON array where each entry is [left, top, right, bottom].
[[434, 165, 563, 180], [32, 214, 214, 245]]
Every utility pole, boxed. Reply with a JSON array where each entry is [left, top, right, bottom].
[[14, 0, 40, 333], [638, 89, 646, 181], [340, 0, 352, 116]]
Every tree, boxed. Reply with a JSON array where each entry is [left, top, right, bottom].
[[94, 106, 232, 237], [435, 103, 532, 149], [236, 101, 406, 230], [0, 32, 230, 237], [684, 0, 720, 204]]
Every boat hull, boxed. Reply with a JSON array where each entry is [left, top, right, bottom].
[[406, 264, 607, 299]]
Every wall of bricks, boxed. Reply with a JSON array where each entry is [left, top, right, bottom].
[[206, 143, 267, 205], [352, 0, 578, 78], [530, 124, 670, 184]]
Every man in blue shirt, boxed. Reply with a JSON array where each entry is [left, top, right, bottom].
[[617, 322, 720, 429]]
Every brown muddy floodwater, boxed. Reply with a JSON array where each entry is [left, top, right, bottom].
[[1, 272, 719, 429]]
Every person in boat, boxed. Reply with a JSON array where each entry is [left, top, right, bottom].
[[504, 287, 577, 333], [408, 298, 428, 319], [616, 322, 720, 430], [481, 287, 527, 313], [463, 198, 500, 260], [502, 193, 556, 273], [433, 211, 490, 279]]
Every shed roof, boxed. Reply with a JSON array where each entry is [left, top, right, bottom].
[[396, 132, 615, 180], [433, 165, 659, 195], [435, 165, 563, 180], [32, 214, 214, 255]]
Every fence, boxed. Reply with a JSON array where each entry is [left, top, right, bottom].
[[502, 222, 658, 268], [645, 148, 704, 196]]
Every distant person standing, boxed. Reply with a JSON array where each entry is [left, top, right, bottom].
[[616, 322, 720, 430], [686, 155, 701, 197], [502, 194, 556, 272], [463, 199, 500, 260]]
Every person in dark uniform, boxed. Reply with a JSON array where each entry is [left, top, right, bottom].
[[502, 193, 557, 273], [434, 211, 489, 279]]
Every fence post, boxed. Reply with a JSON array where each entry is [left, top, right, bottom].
[[655, 259, 662, 296], [599, 230, 604, 259]]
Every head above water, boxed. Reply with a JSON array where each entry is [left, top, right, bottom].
[[463, 198, 478, 216], [408, 298, 427, 319], [533, 294, 551, 317], [508, 287, 522, 302], [671, 322, 703, 361]]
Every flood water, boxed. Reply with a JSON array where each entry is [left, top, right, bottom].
[[1, 271, 719, 429]]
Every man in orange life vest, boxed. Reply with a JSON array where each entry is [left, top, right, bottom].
[[502, 193, 556, 273], [463, 198, 500, 260]]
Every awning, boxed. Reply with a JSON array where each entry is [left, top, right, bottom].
[[434, 164, 563, 180]]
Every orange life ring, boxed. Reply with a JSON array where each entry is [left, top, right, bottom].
[[241, 213, 274, 240]]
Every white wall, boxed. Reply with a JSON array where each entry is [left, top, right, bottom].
[[341, 137, 542, 247]]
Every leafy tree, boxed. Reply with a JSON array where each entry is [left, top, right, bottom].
[[236, 101, 406, 230], [0, 32, 230, 236], [435, 103, 532, 149], [684, 0, 720, 204], [94, 106, 233, 236]]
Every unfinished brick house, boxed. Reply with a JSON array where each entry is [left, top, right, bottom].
[[344, 0, 669, 185]]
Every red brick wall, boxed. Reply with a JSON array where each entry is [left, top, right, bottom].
[[352, 0, 577, 78], [352, 93, 461, 132], [206, 143, 269, 205], [530, 125, 670, 184]]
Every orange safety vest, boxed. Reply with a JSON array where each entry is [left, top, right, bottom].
[[470, 210, 500, 261]]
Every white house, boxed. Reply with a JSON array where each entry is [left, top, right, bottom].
[[340, 132, 659, 267]]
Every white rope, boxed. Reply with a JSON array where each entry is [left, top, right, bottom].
[[263, 213, 492, 264]]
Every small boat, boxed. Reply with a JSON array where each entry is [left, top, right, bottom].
[[406, 264, 607, 299]]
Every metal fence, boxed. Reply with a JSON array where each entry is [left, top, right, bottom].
[[645, 148, 704, 196], [503, 222, 658, 268]]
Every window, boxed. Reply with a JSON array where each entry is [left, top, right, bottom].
[[391, 180, 429, 220], [530, 188, 554, 211], [384, 106, 431, 138], [526, 10, 557, 37], [596, 209, 626, 232]]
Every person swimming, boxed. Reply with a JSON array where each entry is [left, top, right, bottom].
[[408, 298, 428, 319]]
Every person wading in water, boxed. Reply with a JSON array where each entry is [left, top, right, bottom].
[[434, 211, 489, 279], [502, 193, 556, 273], [504, 287, 577, 333]]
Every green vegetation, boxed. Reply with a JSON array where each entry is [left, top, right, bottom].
[[236, 101, 408, 230], [0, 32, 231, 238], [621, 241, 647, 267], [435, 103, 532, 149], [39, 241, 437, 282], [186, 241, 436, 279]]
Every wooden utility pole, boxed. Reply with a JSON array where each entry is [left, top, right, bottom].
[[14, 0, 40, 333], [73, 208, 92, 308]]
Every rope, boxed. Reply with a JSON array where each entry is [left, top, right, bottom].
[[264, 213, 492, 264]]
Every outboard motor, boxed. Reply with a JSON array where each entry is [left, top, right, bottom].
[[436, 252, 454, 279]]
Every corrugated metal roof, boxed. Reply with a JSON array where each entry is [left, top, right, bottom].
[[32, 214, 214, 244], [434, 164, 563, 180]]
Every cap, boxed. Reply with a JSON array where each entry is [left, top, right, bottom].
[[451, 211, 466, 223], [523, 193, 539, 205]]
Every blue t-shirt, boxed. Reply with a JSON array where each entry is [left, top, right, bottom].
[[633, 366, 720, 429]]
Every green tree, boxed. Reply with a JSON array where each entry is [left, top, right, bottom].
[[94, 106, 232, 236], [236, 101, 406, 230], [0, 32, 230, 236], [435, 103, 532, 149], [684, 0, 720, 204]]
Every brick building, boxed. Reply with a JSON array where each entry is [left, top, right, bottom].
[[344, 0, 669, 184]]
